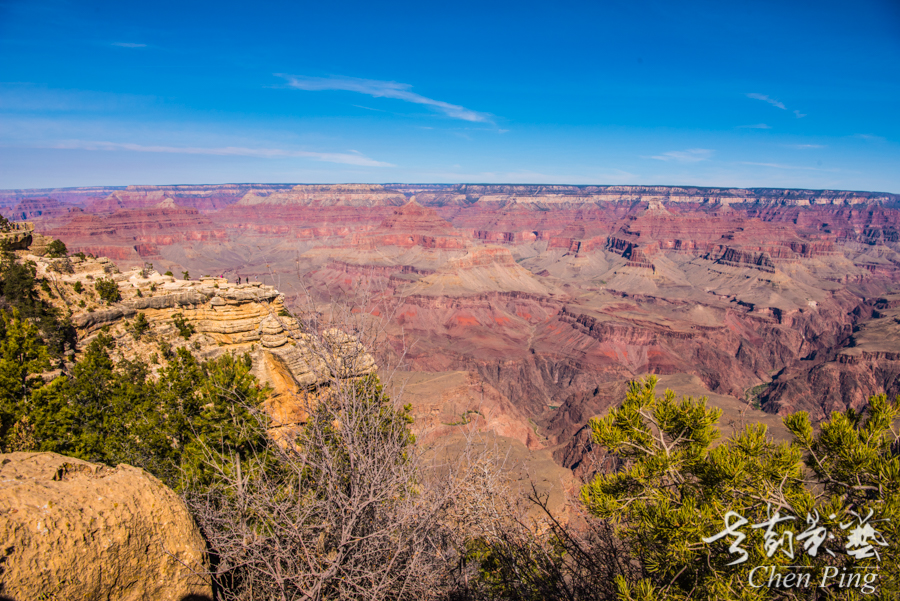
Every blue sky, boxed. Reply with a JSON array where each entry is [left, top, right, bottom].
[[1, 0, 898, 191]]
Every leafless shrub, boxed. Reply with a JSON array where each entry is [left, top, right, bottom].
[[419, 424, 633, 601], [186, 384, 452, 600], [453, 488, 637, 601], [48, 257, 74, 274]]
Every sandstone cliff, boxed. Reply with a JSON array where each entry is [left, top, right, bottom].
[[27, 252, 376, 439], [0, 221, 55, 254], [0, 452, 211, 601]]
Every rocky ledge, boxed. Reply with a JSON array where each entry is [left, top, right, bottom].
[[29, 254, 376, 439]]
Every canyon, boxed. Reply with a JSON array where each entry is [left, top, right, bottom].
[[8, 182, 900, 480]]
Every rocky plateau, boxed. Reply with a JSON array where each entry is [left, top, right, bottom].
[[24, 251, 379, 446]]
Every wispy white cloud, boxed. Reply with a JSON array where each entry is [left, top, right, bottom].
[[785, 143, 825, 149], [352, 104, 387, 112], [746, 93, 808, 118], [48, 140, 394, 167], [647, 148, 714, 163], [853, 134, 886, 141], [747, 93, 786, 110], [737, 123, 772, 129], [277, 74, 493, 123], [111, 42, 147, 48], [741, 161, 809, 170]]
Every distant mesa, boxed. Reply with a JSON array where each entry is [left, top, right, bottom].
[[85, 195, 130, 214], [46, 202, 225, 262], [404, 246, 555, 296], [412, 184, 898, 208], [1, 197, 80, 226], [236, 184, 407, 207]]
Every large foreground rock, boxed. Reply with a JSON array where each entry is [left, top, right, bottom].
[[0, 452, 210, 601]]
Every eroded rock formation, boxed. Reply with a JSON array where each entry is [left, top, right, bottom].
[[27, 252, 376, 439], [0, 221, 55, 254]]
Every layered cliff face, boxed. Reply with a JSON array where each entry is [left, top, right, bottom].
[[1, 197, 82, 228], [414, 184, 897, 209], [45, 204, 226, 264], [87, 183, 294, 213], [237, 184, 407, 208], [401, 247, 556, 296], [8, 182, 900, 482], [0, 186, 123, 212], [28, 252, 376, 441], [351, 200, 469, 250], [274, 187, 899, 476], [0, 221, 55, 253], [759, 295, 900, 420]]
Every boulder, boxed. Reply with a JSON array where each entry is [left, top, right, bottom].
[[0, 452, 210, 601]]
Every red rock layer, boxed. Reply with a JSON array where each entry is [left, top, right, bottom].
[[351, 201, 468, 250], [1, 197, 81, 228], [48, 206, 224, 260], [216, 205, 393, 240], [84, 184, 291, 214]]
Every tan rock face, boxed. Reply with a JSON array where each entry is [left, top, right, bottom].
[[0, 452, 211, 601], [236, 184, 407, 208], [0, 221, 37, 252], [392, 370, 544, 450], [256, 326, 378, 442]]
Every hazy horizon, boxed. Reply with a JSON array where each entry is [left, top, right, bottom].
[[3, 182, 900, 196]]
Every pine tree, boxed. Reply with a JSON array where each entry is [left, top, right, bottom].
[[0, 311, 51, 445], [581, 376, 900, 600]]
